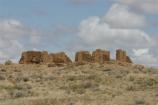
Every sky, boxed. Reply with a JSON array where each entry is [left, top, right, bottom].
[[0, 0, 158, 67]]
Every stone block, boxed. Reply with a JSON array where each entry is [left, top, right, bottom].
[[49, 52, 72, 64], [75, 51, 92, 63], [19, 51, 49, 64], [92, 49, 110, 63]]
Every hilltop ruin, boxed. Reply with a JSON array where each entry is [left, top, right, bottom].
[[19, 51, 72, 64], [19, 51, 50, 64], [19, 49, 132, 65], [116, 49, 132, 63], [75, 51, 92, 64], [92, 49, 110, 63]]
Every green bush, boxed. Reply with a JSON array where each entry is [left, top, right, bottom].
[[5, 60, 13, 65]]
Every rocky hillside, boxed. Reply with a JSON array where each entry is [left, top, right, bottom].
[[0, 63, 158, 105]]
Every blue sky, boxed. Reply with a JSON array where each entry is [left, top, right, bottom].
[[0, 0, 112, 28], [0, 0, 158, 67]]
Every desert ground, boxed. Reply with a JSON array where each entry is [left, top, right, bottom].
[[0, 62, 158, 105]]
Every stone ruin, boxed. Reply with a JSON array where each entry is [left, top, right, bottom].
[[126, 56, 133, 63], [92, 49, 110, 63], [19, 51, 72, 64], [49, 52, 72, 64], [19, 49, 133, 65], [116, 49, 132, 63], [75, 49, 110, 64], [19, 51, 50, 64], [75, 51, 92, 64]]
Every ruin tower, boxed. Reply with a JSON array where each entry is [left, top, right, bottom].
[[49, 52, 72, 64], [116, 49, 127, 62], [19, 51, 49, 64], [92, 49, 110, 63], [75, 51, 92, 63], [116, 49, 133, 63]]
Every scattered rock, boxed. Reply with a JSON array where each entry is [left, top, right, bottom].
[[0, 75, 5, 80], [48, 63, 56, 67], [1, 69, 6, 72]]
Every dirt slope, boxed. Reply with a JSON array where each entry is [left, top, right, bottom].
[[0, 63, 158, 105]]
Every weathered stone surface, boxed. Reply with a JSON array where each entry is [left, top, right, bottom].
[[75, 51, 92, 63], [49, 52, 72, 64], [126, 56, 133, 63], [116, 49, 132, 63], [92, 49, 110, 63], [19, 51, 50, 64], [116, 49, 127, 62], [19, 49, 133, 65]]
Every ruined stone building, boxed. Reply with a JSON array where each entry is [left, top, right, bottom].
[[116, 49, 132, 63], [92, 49, 110, 63], [19, 49, 132, 65], [19, 51, 50, 64], [49, 52, 72, 64], [19, 51, 71, 64], [75, 51, 92, 63]]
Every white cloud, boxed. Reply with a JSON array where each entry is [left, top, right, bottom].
[[133, 48, 149, 57], [103, 4, 147, 29], [132, 48, 158, 67], [78, 16, 154, 49], [78, 16, 157, 66], [76, 3, 157, 67], [119, 0, 158, 14], [0, 19, 41, 63]]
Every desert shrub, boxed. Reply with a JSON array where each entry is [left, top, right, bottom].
[[23, 76, 30, 82], [0, 75, 5, 80], [69, 83, 86, 94], [1, 68, 6, 72], [134, 99, 145, 105], [128, 75, 135, 81], [0, 83, 33, 98], [0, 85, 20, 91], [5, 60, 13, 65], [126, 85, 135, 91], [66, 76, 76, 81], [134, 77, 158, 90], [44, 76, 55, 81], [10, 90, 25, 98], [63, 80, 99, 94], [48, 63, 56, 67], [9, 89, 33, 98], [16, 83, 32, 90]]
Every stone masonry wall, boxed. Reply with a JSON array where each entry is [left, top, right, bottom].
[[116, 49, 127, 62], [19, 49, 133, 65], [126, 56, 133, 63], [19, 51, 50, 64], [92, 49, 110, 63], [116, 49, 132, 63], [75, 51, 92, 63], [49, 52, 72, 64]]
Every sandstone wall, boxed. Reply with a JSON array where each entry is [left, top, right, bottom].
[[126, 56, 133, 63], [92, 49, 110, 63], [19, 51, 71, 64], [19, 51, 50, 64], [116, 49, 127, 62], [49, 52, 72, 64], [19, 49, 133, 65], [75, 51, 92, 63], [116, 49, 132, 63]]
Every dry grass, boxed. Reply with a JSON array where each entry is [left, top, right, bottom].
[[0, 63, 158, 105]]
